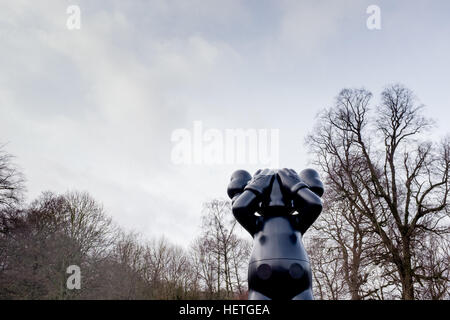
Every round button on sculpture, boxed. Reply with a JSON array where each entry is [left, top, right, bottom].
[[227, 168, 324, 300]]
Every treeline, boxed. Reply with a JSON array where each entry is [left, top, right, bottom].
[[0, 149, 250, 299]]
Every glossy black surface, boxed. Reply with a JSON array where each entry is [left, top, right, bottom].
[[228, 168, 324, 300]]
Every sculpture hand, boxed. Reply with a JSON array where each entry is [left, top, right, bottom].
[[277, 168, 309, 195], [243, 168, 275, 196]]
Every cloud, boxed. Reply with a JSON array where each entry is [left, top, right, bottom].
[[0, 0, 244, 245], [1, 0, 449, 247]]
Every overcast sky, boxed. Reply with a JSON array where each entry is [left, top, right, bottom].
[[1, 0, 450, 247]]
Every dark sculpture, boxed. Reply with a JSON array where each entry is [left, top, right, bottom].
[[227, 168, 324, 300]]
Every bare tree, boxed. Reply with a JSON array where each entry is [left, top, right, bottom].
[[107, 231, 147, 299], [196, 199, 250, 299], [0, 145, 25, 210], [0, 187, 203, 300], [0, 190, 119, 299], [307, 191, 391, 299], [306, 233, 347, 300], [411, 231, 450, 299], [307, 84, 450, 299], [190, 237, 217, 297], [0, 203, 80, 299]]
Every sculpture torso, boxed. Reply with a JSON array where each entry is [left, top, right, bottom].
[[250, 216, 309, 263]]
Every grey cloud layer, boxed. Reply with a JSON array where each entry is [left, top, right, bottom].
[[1, 0, 450, 246]]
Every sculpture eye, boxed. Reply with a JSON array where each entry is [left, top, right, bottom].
[[291, 212, 299, 216], [254, 212, 261, 217]]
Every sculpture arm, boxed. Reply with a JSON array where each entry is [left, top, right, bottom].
[[277, 168, 323, 234], [228, 169, 274, 236], [232, 190, 262, 236], [291, 188, 323, 234]]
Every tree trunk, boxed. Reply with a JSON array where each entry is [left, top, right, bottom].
[[401, 238, 414, 300]]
